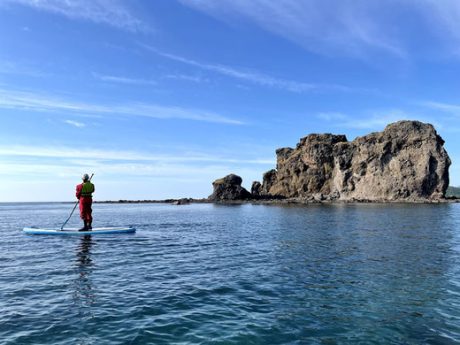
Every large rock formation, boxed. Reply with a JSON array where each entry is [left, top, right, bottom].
[[257, 121, 450, 201], [209, 174, 252, 201]]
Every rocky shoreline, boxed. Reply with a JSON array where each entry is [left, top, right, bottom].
[[94, 198, 208, 205], [93, 196, 460, 205], [211, 197, 460, 205]]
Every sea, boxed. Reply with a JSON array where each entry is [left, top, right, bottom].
[[1, 202, 459, 344]]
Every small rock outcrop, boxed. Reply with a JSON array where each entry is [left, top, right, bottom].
[[251, 181, 262, 197], [209, 174, 252, 201], [256, 121, 450, 201]]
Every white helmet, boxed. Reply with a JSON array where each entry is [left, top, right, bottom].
[[82, 173, 90, 182]]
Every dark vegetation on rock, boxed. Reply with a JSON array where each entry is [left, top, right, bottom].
[[209, 121, 451, 202]]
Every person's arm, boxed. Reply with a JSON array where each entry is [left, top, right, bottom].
[[76, 184, 82, 199]]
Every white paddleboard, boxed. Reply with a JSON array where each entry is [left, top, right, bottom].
[[23, 227, 136, 235]]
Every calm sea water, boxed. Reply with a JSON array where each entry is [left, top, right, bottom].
[[1, 202, 459, 345]]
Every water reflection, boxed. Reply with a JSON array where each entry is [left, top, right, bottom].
[[73, 235, 95, 313], [3, 203, 459, 344], [268, 204, 458, 343]]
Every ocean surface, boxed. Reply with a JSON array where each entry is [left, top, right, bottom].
[[1, 202, 460, 345]]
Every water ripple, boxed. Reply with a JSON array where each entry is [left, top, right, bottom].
[[0, 203, 459, 344]]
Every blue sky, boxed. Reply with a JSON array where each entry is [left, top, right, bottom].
[[1, 0, 460, 201]]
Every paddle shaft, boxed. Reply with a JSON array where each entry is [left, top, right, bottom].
[[60, 173, 94, 230]]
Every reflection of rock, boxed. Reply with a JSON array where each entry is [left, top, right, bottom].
[[257, 121, 450, 201], [209, 174, 252, 201]]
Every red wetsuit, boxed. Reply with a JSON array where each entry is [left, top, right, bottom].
[[76, 182, 95, 223]]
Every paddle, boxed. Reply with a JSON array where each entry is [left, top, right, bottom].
[[60, 173, 94, 230]]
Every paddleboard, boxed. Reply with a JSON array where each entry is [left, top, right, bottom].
[[23, 227, 136, 235]]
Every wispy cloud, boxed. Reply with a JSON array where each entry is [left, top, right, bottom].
[[342, 112, 414, 130], [0, 156, 264, 201], [316, 112, 348, 122], [0, 144, 272, 199], [3, 0, 147, 32], [418, 1, 460, 54], [179, 0, 460, 59], [179, 0, 406, 58], [141, 44, 353, 93], [64, 120, 85, 128], [93, 73, 157, 86], [0, 88, 243, 125], [0, 59, 48, 77], [420, 101, 460, 116], [0, 143, 272, 199], [0, 160, 232, 180], [164, 74, 208, 83], [0, 145, 273, 165], [316, 109, 442, 131]]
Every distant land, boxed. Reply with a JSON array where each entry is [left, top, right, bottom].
[[446, 186, 460, 198]]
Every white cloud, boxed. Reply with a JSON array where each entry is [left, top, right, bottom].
[[179, 0, 460, 59], [3, 0, 147, 32], [343, 112, 412, 130], [420, 101, 460, 116], [419, 1, 460, 47], [0, 88, 244, 125], [316, 112, 348, 122], [0, 59, 48, 77], [0, 145, 273, 200], [64, 120, 85, 128], [0, 161, 264, 201], [317, 109, 442, 131], [179, 0, 406, 58], [165, 74, 208, 83], [0, 160, 230, 178], [0, 145, 274, 165], [93, 73, 157, 86], [141, 44, 352, 93]]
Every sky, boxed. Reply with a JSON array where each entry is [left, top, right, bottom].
[[1, 0, 460, 202]]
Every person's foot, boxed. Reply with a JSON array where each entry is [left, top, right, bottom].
[[79, 221, 88, 231]]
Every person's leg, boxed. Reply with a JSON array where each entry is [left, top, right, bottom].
[[87, 202, 93, 230], [79, 200, 87, 231]]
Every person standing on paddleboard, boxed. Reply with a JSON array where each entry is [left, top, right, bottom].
[[76, 174, 95, 231]]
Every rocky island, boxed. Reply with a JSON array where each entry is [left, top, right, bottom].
[[210, 121, 453, 203]]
